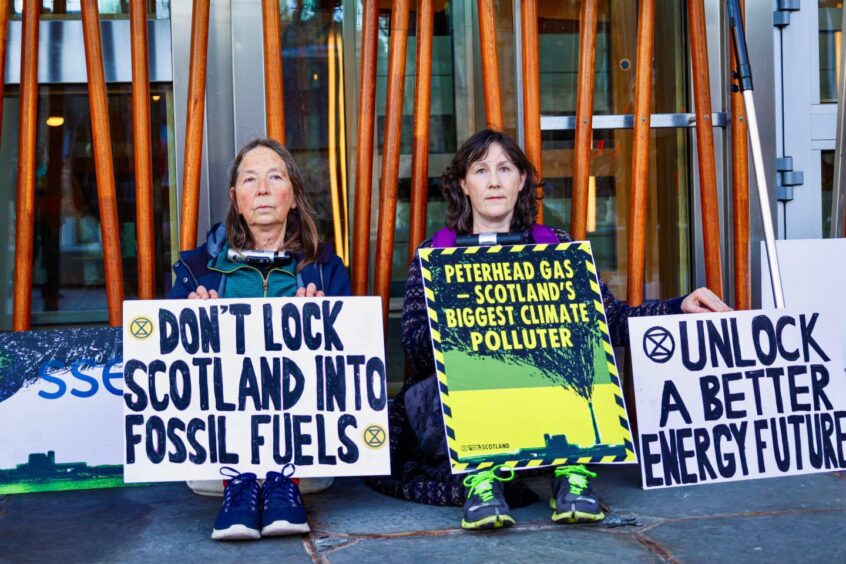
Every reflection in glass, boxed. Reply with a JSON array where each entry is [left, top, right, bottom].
[[376, 3, 457, 155], [0, 85, 177, 329], [537, 1, 690, 300], [819, 1, 842, 103], [822, 150, 834, 237], [281, 2, 349, 263], [9, 0, 170, 19], [543, 129, 690, 300]]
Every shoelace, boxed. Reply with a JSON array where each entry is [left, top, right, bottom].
[[219, 466, 258, 511], [554, 464, 597, 495], [462, 465, 515, 502], [264, 463, 301, 508]]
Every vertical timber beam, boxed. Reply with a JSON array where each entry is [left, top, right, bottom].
[[730, 0, 750, 309], [352, 0, 379, 296], [262, 0, 285, 144], [521, 0, 543, 222], [688, 0, 724, 296], [409, 0, 434, 263], [627, 0, 654, 307], [477, 0, 503, 130], [130, 0, 156, 300], [12, 0, 39, 331], [81, 0, 125, 325], [374, 0, 410, 331], [571, 0, 598, 241], [180, 0, 210, 251]]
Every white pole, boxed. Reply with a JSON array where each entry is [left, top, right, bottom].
[[743, 89, 785, 308]]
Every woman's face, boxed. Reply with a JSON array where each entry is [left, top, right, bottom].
[[459, 142, 526, 232], [230, 146, 297, 232]]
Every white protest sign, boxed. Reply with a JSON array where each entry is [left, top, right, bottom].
[[761, 238, 846, 358], [122, 297, 390, 482], [630, 309, 846, 489]]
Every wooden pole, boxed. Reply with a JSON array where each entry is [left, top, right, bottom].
[[262, 0, 285, 144], [179, 0, 210, 252], [81, 0, 125, 326], [373, 0, 410, 331], [130, 0, 156, 300], [571, 0, 599, 241], [521, 0, 543, 223], [352, 0, 379, 296], [688, 0, 724, 296], [730, 0, 750, 310], [624, 0, 655, 444], [408, 0, 433, 263], [477, 0, 503, 130], [12, 0, 39, 331], [627, 0, 654, 307]]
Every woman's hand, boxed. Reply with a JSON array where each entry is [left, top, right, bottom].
[[295, 282, 325, 298], [187, 285, 218, 299], [681, 287, 732, 313]]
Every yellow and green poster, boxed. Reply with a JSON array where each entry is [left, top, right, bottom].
[[418, 242, 636, 473]]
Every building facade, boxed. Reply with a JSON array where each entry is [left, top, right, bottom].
[[0, 2, 841, 352]]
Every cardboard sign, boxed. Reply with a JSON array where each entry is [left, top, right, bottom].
[[418, 242, 636, 474], [0, 328, 125, 494], [122, 297, 390, 482], [630, 309, 846, 489], [761, 238, 846, 357]]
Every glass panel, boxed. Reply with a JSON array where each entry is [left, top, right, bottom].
[[543, 129, 689, 300], [375, 4, 457, 155], [374, 2, 458, 290], [822, 149, 835, 237], [819, 0, 842, 103], [279, 2, 347, 261], [537, 0, 691, 299], [0, 84, 178, 329], [9, 0, 170, 19]]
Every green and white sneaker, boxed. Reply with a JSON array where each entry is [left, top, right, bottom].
[[550, 465, 604, 523], [461, 465, 516, 530]]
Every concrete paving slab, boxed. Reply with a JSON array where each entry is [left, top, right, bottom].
[[307, 479, 459, 535], [595, 465, 846, 519], [0, 484, 311, 563], [642, 510, 846, 563], [320, 526, 658, 563]]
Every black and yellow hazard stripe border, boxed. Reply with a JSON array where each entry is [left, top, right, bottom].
[[418, 242, 637, 474]]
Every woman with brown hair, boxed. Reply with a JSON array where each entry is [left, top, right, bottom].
[[169, 138, 350, 540], [367, 129, 729, 530]]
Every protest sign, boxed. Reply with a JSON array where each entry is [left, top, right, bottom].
[[418, 242, 636, 474], [761, 238, 846, 357], [630, 309, 846, 489], [0, 328, 125, 494], [122, 297, 389, 482]]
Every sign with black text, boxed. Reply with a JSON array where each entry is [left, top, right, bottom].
[[630, 309, 846, 489], [122, 297, 390, 482]]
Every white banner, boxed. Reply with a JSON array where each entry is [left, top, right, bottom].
[[630, 309, 846, 489], [122, 297, 390, 482]]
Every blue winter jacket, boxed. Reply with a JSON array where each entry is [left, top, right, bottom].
[[168, 223, 352, 298]]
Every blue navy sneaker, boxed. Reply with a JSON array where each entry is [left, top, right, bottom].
[[211, 467, 261, 540], [261, 464, 310, 536]]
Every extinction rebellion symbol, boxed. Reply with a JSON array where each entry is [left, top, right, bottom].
[[643, 326, 674, 363], [363, 425, 387, 449], [130, 316, 154, 340]]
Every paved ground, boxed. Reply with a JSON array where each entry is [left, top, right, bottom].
[[1, 465, 843, 563]]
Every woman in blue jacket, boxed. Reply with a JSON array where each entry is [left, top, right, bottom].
[[170, 138, 350, 541]]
